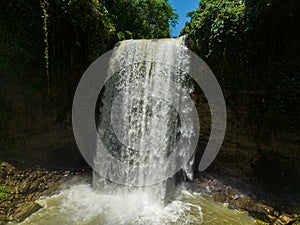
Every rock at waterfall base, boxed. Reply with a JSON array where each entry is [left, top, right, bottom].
[[14, 202, 42, 222]]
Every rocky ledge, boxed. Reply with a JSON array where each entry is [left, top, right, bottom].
[[0, 162, 90, 224], [187, 174, 300, 225]]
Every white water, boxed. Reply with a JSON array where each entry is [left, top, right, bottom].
[[93, 37, 194, 203], [18, 184, 255, 225]]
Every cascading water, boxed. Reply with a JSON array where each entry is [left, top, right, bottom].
[[93, 36, 194, 203], [17, 37, 255, 225]]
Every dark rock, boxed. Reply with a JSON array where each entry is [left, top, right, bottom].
[[246, 203, 274, 222], [272, 214, 296, 225], [14, 202, 42, 222], [6, 214, 13, 221], [228, 195, 253, 210], [212, 192, 228, 203], [0, 163, 15, 179], [19, 180, 30, 193], [0, 164, 89, 223], [29, 179, 41, 192], [191, 174, 300, 224], [0, 215, 6, 221]]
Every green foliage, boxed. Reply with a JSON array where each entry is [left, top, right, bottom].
[[52, 0, 116, 60], [0, 192, 8, 201], [103, 0, 177, 40], [182, 0, 300, 125], [0, 185, 10, 201], [183, 0, 246, 57], [0, 185, 10, 193], [0, 0, 177, 161], [0, 0, 176, 97], [40, 0, 117, 105], [0, 0, 45, 95], [0, 1, 43, 70], [0, 162, 8, 168], [42, 0, 177, 105]]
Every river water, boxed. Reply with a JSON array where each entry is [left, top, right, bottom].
[[17, 184, 255, 225]]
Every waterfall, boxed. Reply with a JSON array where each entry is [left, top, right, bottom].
[[93, 37, 195, 203], [19, 38, 252, 225]]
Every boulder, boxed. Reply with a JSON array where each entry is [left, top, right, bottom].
[[212, 192, 228, 203], [14, 202, 42, 222], [246, 203, 274, 222], [272, 214, 297, 225]]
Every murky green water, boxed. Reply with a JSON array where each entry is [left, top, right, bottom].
[[179, 191, 255, 225], [15, 184, 255, 225]]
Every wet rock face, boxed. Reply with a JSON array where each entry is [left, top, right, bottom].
[[193, 92, 300, 196], [0, 162, 90, 223]]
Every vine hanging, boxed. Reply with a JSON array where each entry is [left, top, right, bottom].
[[41, 0, 50, 95]]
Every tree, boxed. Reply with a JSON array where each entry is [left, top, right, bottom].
[[182, 0, 300, 118], [103, 0, 177, 39]]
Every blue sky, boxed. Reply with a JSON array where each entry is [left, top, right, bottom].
[[169, 0, 199, 37]]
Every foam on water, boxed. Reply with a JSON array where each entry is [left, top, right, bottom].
[[19, 184, 203, 225], [18, 183, 256, 225]]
